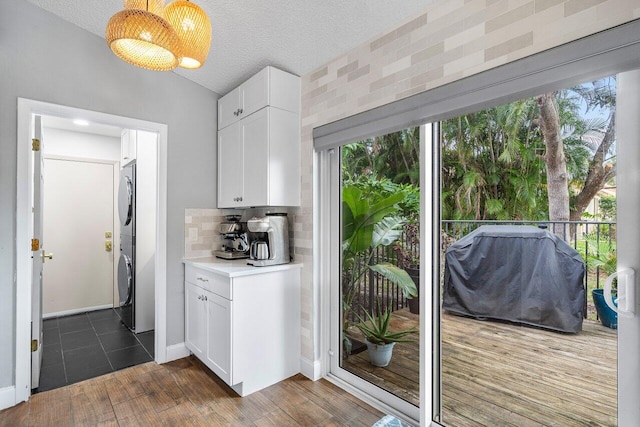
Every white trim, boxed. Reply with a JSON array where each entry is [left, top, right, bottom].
[[300, 357, 322, 381], [43, 154, 118, 165], [43, 304, 114, 319], [0, 386, 16, 411], [15, 98, 168, 407], [165, 343, 190, 362]]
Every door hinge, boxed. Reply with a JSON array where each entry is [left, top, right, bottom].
[[31, 238, 40, 251], [32, 138, 40, 151], [31, 339, 38, 352]]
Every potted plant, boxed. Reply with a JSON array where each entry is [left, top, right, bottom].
[[589, 250, 618, 329], [393, 221, 420, 314], [341, 185, 418, 357], [356, 299, 417, 367]]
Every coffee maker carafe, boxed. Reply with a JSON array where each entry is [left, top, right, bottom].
[[247, 213, 290, 267]]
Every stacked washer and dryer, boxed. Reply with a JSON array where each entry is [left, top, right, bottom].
[[117, 130, 156, 334], [118, 163, 136, 330]]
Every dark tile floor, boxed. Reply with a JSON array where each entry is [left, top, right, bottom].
[[35, 308, 154, 393]]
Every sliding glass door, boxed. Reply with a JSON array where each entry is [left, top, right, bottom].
[[433, 71, 640, 426], [328, 128, 422, 422]]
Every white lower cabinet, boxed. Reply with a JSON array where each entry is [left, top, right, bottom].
[[185, 282, 207, 360], [184, 264, 300, 396], [205, 291, 232, 384]]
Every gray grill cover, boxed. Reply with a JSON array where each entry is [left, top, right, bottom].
[[443, 225, 585, 333]]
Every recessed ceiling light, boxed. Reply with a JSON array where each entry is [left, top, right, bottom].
[[73, 119, 90, 126]]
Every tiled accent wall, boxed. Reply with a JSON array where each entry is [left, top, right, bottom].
[[297, 0, 640, 363], [184, 209, 226, 258]]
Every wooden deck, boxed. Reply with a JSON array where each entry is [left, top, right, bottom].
[[343, 309, 617, 426]]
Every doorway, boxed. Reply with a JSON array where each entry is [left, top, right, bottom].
[[15, 98, 169, 403]]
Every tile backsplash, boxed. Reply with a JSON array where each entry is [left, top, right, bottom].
[[184, 209, 226, 259], [184, 207, 296, 259]]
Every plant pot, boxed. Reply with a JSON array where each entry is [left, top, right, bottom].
[[405, 266, 420, 314], [592, 289, 617, 329], [365, 339, 396, 367]]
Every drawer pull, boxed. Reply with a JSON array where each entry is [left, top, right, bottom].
[[197, 276, 209, 283]]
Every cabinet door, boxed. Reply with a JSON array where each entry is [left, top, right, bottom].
[[206, 291, 232, 385], [241, 67, 269, 120], [121, 129, 136, 167], [241, 108, 269, 207], [218, 87, 240, 130], [185, 282, 206, 359], [217, 121, 244, 208]]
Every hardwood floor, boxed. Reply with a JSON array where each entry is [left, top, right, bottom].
[[0, 356, 384, 427]]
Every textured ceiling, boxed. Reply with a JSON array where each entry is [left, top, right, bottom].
[[26, 0, 431, 96]]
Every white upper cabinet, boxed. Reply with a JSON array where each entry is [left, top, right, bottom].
[[217, 66, 300, 130], [217, 66, 301, 208], [120, 129, 137, 167]]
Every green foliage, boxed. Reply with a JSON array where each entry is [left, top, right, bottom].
[[599, 195, 616, 220], [341, 128, 420, 186], [341, 183, 417, 345], [441, 78, 616, 221], [342, 171, 419, 220], [355, 299, 417, 345], [441, 98, 549, 220]]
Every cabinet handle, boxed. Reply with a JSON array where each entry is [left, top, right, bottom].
[[233, 111, 237, 116], [197, 276, 209, 283], [203, 295, 208, 301], [197, 295, 202, 300], [239, 196, 243, 202], [239, 108, 243, 114]]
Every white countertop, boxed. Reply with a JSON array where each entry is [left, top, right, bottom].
[[183, 257, 303, 278]]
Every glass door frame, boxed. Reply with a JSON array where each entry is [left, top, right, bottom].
[[322, 132, 426, 423]]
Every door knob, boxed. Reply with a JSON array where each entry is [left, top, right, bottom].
[[41, 250, 53, 263], [105, 241, 113, 252], [604, 268, 636, 317]]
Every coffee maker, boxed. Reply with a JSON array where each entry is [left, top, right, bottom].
[[247, 213, 290, 267], [213, 216, 249, 260]]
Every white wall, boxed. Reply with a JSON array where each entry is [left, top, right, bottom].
[[43, 128, 120, 161], [0, 0, 218, 389]]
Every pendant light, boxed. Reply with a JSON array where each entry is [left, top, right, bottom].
[[106, 0, 182, 71], [164, 0, 212, 69]]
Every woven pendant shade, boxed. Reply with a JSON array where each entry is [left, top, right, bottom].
[[106, 8, 182, 71], [164, 1, 212, 69], [124, 0, 166, 15]]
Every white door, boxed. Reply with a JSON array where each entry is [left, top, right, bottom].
[[42, 159, 114, 316], [614, 70, 640, 425], [31, 115, 45, 389]]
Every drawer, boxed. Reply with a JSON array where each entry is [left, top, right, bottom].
[[185, 265, 231, 300]]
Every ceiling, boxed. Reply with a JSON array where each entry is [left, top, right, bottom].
[[26, 0, 431, 96]]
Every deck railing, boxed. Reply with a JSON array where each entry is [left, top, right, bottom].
[[345, 220, 615, 322]]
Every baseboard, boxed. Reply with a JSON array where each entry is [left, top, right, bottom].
[[0, 386, 16, 411], [165, 342, 190, 362], [300, 357, 322, 381], [44, 304, 113, 319]]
